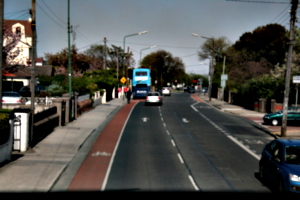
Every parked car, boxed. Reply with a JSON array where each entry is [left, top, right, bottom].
[[259, 139, 300, 193], [145, 92, 163, 106], [18, 85, 47, 97], [161, 87, 171, 96], [263, 110, 300, 126], [183, 87, 188, 92], [188, 87, 195, 93], [2, 91, 24, 104]]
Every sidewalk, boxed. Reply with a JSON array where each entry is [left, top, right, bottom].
[[193, 92, 300, 139], [0, 97, 126, 192]]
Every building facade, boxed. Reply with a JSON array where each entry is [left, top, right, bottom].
[[4, 19, 33, 66]]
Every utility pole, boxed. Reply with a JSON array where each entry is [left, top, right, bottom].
[[67, 0, 72, 121], [126, 47, 129, 87], [281, 0, 298, 137], [103, 37, 106, 70], [0, 0, 3, 109], [30, 0, 36, 147]]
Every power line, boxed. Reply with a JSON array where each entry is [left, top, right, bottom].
[[36, 1, 66, 30], [40, 0, 66, 24], [226, 0, 289, 4], [270, 4, 290, 23]]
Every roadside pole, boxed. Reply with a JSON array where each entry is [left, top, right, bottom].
[[281, 0, 298, 137]]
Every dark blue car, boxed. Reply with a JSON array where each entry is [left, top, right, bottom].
[[259, 139, 300, 193]]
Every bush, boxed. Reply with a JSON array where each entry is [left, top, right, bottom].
[[0, 113, 10, 145]]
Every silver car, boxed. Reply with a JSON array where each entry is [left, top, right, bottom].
[[161, 87, 171, 96], [145, 92, 163, 106], [2, 91, 24, 104]]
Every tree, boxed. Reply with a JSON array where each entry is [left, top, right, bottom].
[[3, 24, 22, 69], [233, 23, 288, 66], [141, 50, 185, 88], [45, 45, 94, 77]]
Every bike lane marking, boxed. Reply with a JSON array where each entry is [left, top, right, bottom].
[[67, 101, 138, 191]]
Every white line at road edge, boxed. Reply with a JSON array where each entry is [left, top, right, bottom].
[[101, 103, 138, 191], [191, 101, 261, 161]]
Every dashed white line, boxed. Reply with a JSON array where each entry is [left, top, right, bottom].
[[177, 153, 184, 164], [188, 175, 200, 191]]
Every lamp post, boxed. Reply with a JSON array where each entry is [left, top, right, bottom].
[[140, 45, 156, 67], [123, 31, 148, 78], [160, 55, 169, 88], [192, 33, 215, 102]]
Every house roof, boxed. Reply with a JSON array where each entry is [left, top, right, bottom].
[[4, 19, 32, 37], [2, 64, 54, 78]]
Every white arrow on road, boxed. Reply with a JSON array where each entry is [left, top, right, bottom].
[[182, 118, 189, 123], [142, 117, 149, 122]]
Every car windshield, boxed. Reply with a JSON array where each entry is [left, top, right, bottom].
[[3, 92, 20, 97], [285, 146, 300, 165], [147, 93, 159, 96]]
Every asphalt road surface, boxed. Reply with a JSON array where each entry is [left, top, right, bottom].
[[63, 92, 275, 192]]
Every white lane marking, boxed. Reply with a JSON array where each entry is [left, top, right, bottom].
[[191, 102, 261, 161], [142, 117, 149, 122], [171, 139, 176, 147], [188, 175, 200, 191], [101, 103, 138, 191], [177, 153, 184, 164], [92, 151, 111, 157], [182, 118, 189, 123], [227, 135, 261, 160]]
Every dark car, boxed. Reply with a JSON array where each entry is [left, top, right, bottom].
[[188, 87, 195, 93], [263, 110, 300, 126], [18, 85, 47, 97], [259, 139, 300, 193]]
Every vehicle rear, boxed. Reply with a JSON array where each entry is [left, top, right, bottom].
[[133, 84, 150, 99], [162, 87, 171, 96], [2, 91, 24, 104], [145, 92, 163, 106]]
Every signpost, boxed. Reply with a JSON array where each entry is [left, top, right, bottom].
[[293, 75, 300, 107], [221, 74, 228, 101]]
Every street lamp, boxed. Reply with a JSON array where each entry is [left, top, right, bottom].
[[160, 55, 169, 88], [140, 45, 157, 67], [192, 33, 215, 102], [123, 31, 148, 78]]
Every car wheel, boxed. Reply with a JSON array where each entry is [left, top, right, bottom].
[[259, 165, 266, 184], [271, 118, 280, 126], [277, 178, 286, 193]]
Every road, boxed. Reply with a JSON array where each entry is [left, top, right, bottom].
[[64, 91, 276, 192]]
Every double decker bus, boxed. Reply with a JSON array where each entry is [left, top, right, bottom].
[[132, 68, 151, 99]]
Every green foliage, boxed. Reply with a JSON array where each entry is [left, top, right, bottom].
[[238, 75, 285, 102], [0, 113, 10, 135]]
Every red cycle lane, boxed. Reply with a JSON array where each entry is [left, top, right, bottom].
[[67, 100, 138, 191]]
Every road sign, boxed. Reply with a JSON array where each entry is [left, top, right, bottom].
[[221, 74, 228, 80], [293, 75, 300, 83], [120, 77, 126, 83]]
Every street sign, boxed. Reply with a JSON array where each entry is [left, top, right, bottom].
[[120, 77, 126, 83], [221, 80, 226, 87], [293, 75, 300, 83], [221, 74, 228, 80]]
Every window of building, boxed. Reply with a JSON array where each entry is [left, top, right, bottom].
[[15, 27, 21, 36]]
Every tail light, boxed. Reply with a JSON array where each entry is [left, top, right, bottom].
[[17, 99, 23, 103]]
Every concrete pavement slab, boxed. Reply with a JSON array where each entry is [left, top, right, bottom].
[[0, 97, 126, 192]]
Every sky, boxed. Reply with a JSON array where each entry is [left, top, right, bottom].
[[3, 0, 294, 75]]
